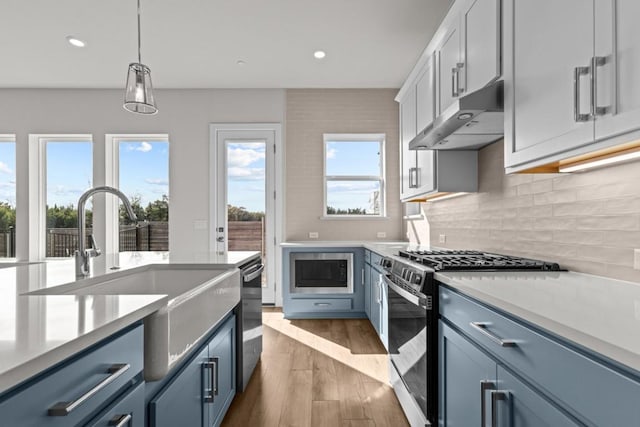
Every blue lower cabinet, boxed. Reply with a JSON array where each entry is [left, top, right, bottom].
[[86, 381, 145, 427], [364, 259, 372, 319], [149, 315, 236, 427], [0, 324, 143, 427]]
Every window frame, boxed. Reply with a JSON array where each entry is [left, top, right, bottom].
[[322, 133, 386, 219]]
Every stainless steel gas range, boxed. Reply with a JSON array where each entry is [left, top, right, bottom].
[[381, 249, 562, 426]]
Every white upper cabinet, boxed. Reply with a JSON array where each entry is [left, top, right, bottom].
[[436, 22, 463, 115], [504, 0, 640, 173], [462, 0, 501, 95], [594, 0, 640, 141], [400, 85, 418, 199], [416, 58, 436, 132]]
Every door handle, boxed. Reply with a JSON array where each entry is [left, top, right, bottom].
[[109, 414, 133, 427], [491, 390, 509, 427], [590, 56, 608, 117], [203, 358, 216, 403], [573, 65, 592, 122], [216, 236, 225, 242], [480, 380, 496, 427]]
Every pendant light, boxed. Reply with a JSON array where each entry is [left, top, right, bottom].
[[123, 0, 158, 114]]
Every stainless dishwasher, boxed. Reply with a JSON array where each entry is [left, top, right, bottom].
[[236, 257, 264, 392]]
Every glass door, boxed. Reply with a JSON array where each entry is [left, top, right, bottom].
[[213, 128, 276, 304]]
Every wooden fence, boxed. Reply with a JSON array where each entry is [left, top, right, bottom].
[[1, 220, 260, 258]]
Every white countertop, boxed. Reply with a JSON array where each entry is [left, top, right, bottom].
[[436, 270, 640, 375], [281, 241, 415, 256], [0, 250, 260, 394]]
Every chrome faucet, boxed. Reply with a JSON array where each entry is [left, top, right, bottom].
[[75, 186, 137, 278]]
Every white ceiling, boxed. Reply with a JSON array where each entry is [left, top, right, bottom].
[[1, 0, 452, 89]]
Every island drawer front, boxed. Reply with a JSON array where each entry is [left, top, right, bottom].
[[0, 324, 143, 427], [440, 286, 640, 427], [291, 298, 353, 312], [86, 381, 145, 427]]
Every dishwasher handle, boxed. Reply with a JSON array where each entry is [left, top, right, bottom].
[[243, 264, 265, 282]]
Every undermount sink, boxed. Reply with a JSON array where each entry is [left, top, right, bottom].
[[30, 264, 241, 380]]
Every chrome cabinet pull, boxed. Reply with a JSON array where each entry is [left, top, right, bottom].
[[480, 381, 496, 427], [203, 359, 216, 403], [591, 56, 608, 117], [408, 167, 418, 189], [242, 264, 264, 282], [455, 62, 465, 95], [361, 268, 365, 286], [491, 390, 509, 427], [469, 322, 517, 347], [109, 413, 133, 427], [212, 357, 219, 396], [48, 363, 130, 416], [573, 65, 591, 122], [314, 302, 331, 307], [451, 67, 458, 97]]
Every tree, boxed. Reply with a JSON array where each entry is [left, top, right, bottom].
[[326, 206, 367, 215], [0, 202, 16, 230], [146, 195, 169, 221], [227, 205, 264, 221], [120, 195, 146, 224]]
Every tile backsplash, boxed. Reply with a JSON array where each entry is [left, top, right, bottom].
[[407, 139, 640, 283]]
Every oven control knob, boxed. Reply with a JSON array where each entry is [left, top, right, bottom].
[[380, 258, 393, 269], [412, 274, 422, 284]]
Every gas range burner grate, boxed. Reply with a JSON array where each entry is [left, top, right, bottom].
[[399, 249, 562, 272]]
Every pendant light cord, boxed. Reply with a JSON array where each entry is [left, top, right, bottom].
[[137, 0, 142, 64]]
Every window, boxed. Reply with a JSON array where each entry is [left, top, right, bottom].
[[323, 134, 385, 217], [45, 139, 93, 257], [116, 137, 169, 252], [0, 136, 16, 258]]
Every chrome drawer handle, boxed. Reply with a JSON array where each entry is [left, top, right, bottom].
[[573, 65, 592, 122], [314, 303, 331, 307], [109, 413, 133, 427], [243, 264, 264, 282], [469, 322, 517, 347], [48, 363, 131, 416]]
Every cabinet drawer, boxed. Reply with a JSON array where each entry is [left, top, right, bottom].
[[364, 250, 371, 264], [440, 286, 640, 426], [0, 324, 143, 427], [293, 298, 352, 312], [86, 381, 144, 427]]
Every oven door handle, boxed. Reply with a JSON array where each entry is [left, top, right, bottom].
[[382, 275, 427, 310], [243, 264, 264, 282]]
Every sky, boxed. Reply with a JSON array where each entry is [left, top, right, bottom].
[[46, 140, 169, 208], [325, 140, 382, 213], [227, 142, 266, 213]]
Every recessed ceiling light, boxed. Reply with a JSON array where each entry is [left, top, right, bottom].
[[66, 36, 86, 48], [313, 50, 326, 59], [236, 60, 246, 66]]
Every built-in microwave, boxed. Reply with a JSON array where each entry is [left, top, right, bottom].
[[290, 252, 353, 294]]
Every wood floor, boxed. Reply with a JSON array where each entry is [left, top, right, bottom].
[[222, 308, 409, 427]]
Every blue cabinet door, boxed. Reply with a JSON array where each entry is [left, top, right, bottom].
[[370, 269, 381, 335], [149, 345, 209, 427], [378, 272, 388, 349], [496, 366, 581, 427], [439, 321, 496, 427], [364, 261, 371, 319], [206, 316, 236, 427]]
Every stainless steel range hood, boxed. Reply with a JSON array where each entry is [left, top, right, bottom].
[[409, 80, 504, 151]]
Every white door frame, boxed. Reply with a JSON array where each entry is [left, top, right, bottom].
[[210, 123, 283, 306]]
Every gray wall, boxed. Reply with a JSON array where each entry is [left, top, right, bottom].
[[0, 88, 285, 258], [285, 89, 404, 241], [408, 139, 640, 283]]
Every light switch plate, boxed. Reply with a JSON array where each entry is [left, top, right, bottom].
[[309, 232, 319, 239], [439, 234, 446, 244], [376, 231, 386, 239]]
